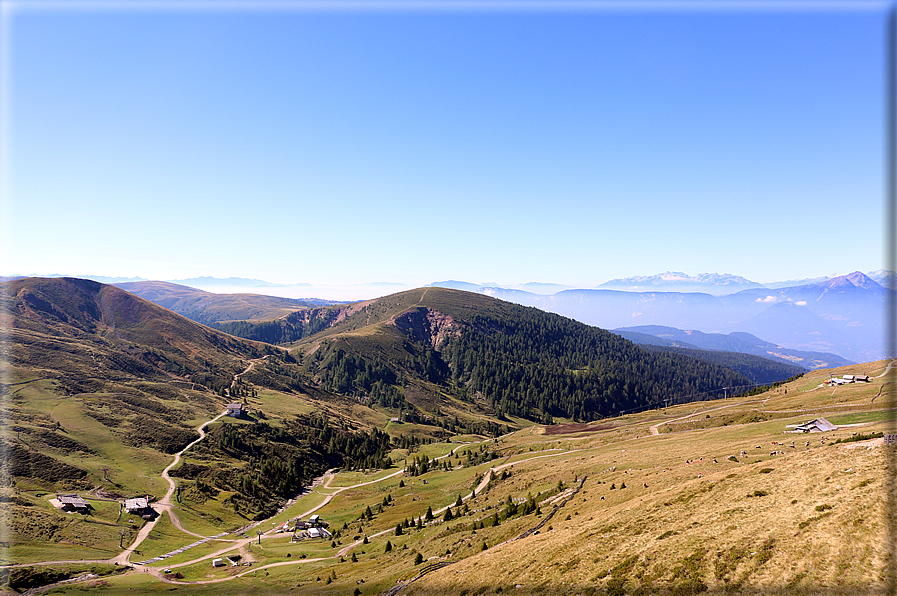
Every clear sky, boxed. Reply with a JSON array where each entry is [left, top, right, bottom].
[[1, 1, 889, 290]]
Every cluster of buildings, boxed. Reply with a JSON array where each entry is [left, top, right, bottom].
[[280, 514, 332, 540], [52, 493, 156, 519], [823, 374, 872, 386]]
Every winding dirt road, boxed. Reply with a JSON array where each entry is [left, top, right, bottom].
[[648, 400, 767, 436], [112, 410, 228, 565]]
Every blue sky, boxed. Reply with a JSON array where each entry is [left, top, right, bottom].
[[2, 1, 888, 291]]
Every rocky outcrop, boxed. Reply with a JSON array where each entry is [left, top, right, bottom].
[[391, 307, 460, 351]]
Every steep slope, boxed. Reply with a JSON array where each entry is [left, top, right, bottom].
[[292, 288, 757, 423]]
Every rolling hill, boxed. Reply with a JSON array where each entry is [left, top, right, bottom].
[[114, 280, 337, 325], [282, 287, 770, 423], [5, 277, 286, 390]]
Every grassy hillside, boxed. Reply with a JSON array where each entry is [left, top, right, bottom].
[[3, 360, 892, 595], [2, 278, 374, 521], [5, 277, 285, 390], [4, 279, 892, 595], [114, 281, 334, 325]]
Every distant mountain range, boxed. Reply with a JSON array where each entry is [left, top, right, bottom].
[[597, 272, 765, 294], [614, 325, 853, 370], [7, 270, 890, 363], [440, 272, 889, 364]]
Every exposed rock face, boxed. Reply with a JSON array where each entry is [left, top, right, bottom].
[[283, 300, 372, 331], [391, 307, 460, 351]]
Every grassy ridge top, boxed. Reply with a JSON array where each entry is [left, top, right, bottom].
[[5, 277, 279, 377], [115, 280, 333, 324]]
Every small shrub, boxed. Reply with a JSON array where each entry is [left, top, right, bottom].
[[757, 538, 776, 565], [749, 490, 769, 497], [759, 468, 774, 474], [832, 432, 883, 445], [815, 504, 833, 512], [657, 530, 676, 540], [727, 456, 738, 463]]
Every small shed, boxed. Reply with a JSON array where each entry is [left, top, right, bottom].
[[212, 558, 225, 567], [57, 494, 91, 513], [226, 403, 244, 417], [792, 418, 838, 433], [124, 496, 149, 512], [124, 496, 157, 519], [307, 526, 332, 539], [309, 514, 320, 526]]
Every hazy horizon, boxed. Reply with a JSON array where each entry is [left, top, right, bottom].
[[2, 268, 887, 302]]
